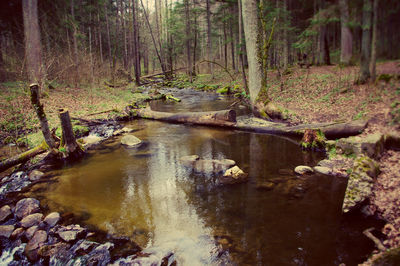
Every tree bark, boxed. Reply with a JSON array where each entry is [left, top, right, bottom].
[[0, 141, 47, 173], [283, 0, 289, 69], [370, 0, 378, 81], [30, 84, 55, 149], [134, 107, 237, 127], [104, 1, 113, 75], [132, 0, 141, 84], [59, 108, 84, 160], [339, 0, 353, 65], [184, 0, 193, 82], [70, 0, 79, 85], [242, 0, 263, 104], [206, 0, 213, 74], [229, 8, 236, 72], [238, 0, 249, 93], [22, 0, 44, 85], [360, 0, 372, 83]]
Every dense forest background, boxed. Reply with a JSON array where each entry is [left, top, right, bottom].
[[0, 0, 399, 87]]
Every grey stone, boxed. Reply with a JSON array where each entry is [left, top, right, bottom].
[[121, 135, 142, 147], [0, 205, 12, 222], [21, 213, 43, 228], [11, 227, 24, 239], [191, 159, 236, 174], [28, 170, 45, 181], [57, 224, 86, 242], [25, 230, 47, 261], [15, 198, 40, 219], [313, 166, 333, 175], [219, 166, 248, 184], [294, 166, 314, 175], [25, 225, 39, 240], [0, 225, 15, 238], [44, 212, 61, 227]]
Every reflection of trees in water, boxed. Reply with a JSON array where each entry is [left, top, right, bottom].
[[179, 133, 371, 265]]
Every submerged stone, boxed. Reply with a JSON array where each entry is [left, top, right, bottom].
[[121, 135, 142, 147], [192, 159, 236, 174], [25, 230, 47, 261], [28, 170, 45, 181]]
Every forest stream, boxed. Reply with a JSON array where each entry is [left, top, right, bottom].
[[21, 89, 381, 265]]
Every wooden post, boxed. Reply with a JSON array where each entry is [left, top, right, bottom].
[[30, 83, 55, 149], [58, 108, 84, 160]]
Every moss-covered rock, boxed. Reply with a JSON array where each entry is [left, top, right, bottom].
[[336, 133, 384, 159], [384, 132, 400, 151], [342, 156, 380, 213]]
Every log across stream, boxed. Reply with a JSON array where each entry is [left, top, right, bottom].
[[133, 107, 367, 139]]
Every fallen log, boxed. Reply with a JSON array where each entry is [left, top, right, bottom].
[[132, 107, 367, 139], [235, 118, 368, 139], [0, 141, 47, 173], [133, 107, 236, 127]]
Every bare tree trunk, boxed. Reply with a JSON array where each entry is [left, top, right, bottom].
[[370, 0, 378, 81], [70, 0, 79, 85], [238, 0, 248, 93], [360, 0, 372, 83], [132, 0, 141, 84], [283, 0, 289, 69], [192, 0, 198, 76], [121, 0, 128, 70], [339, 0, 353, 65], [206, 0, 213, 74], [59, 109, 84, 160], [229, 7, 236, 71], [242, 0, 263, 104], [97, 9, 104, 64], [104, 1, 113, 75], [184, 0, 193, 82], [22, 0, 44, 85], [223, 12, 228, 69], [140, 0, 166, 76]]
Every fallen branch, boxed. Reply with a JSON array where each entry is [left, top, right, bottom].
[[363, 227, 386, 251], [0, 141, 48, 173]]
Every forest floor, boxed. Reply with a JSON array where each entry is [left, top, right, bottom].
[[1, 60, 400, 259]]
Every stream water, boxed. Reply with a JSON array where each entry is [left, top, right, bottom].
[[29, 89, 378, 265]]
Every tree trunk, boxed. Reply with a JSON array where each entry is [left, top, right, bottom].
[[70, 0, 79, 85], [132, 0, 141, 84], [339, 0, 353, 65], [223, 13, 228, 69], [283, 0, 289, 69], [238, 0, 249, 93], [370, 0, 378, 81], [206, 0, 213, 74], [140, 0, 167, 76], [229, 11, 236, 71], [97, 10, 103, 64], [22, 0, 44, 85], [184, 0, 193, 82], [360, 0, 372, 83], [59, 109, 84, 160], [104, 1, 113, 75], [242, 0, 263, 104], [30, 84, 55, 149]]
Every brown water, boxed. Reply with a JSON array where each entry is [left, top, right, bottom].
[[31, 90, 378, 265]]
